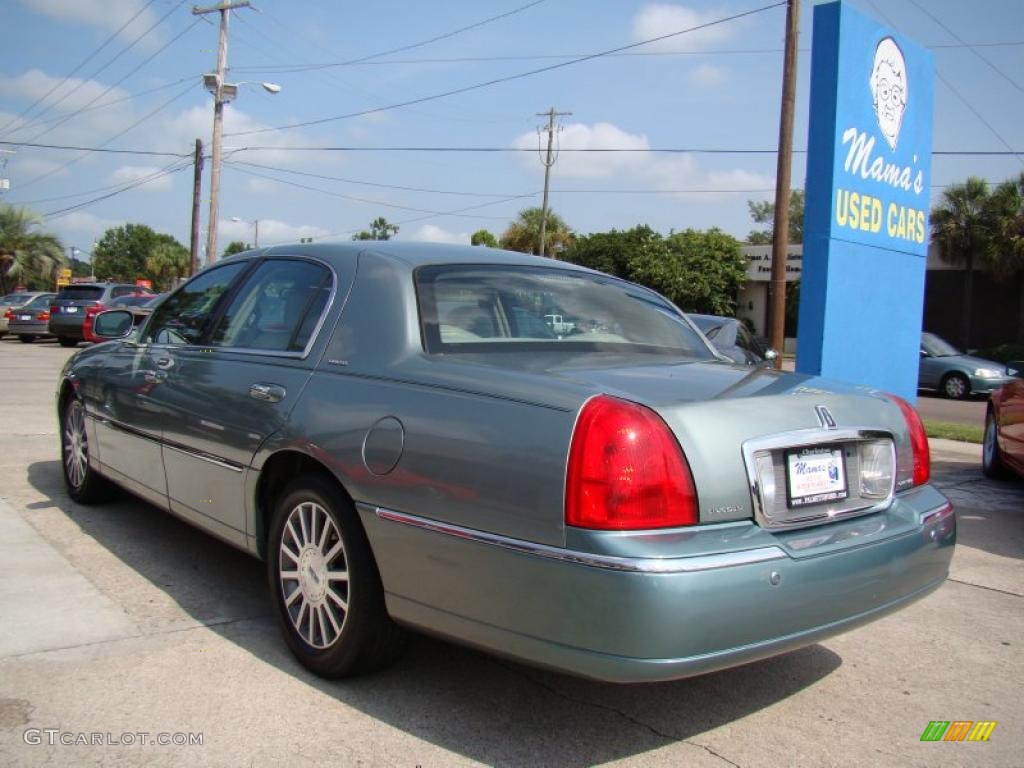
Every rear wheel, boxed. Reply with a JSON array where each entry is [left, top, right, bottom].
[[58, 337, 78, 348], [61, 398, 116, 503], [982, 408, 1009, 480], [942, 372, 969, 400], [18, 335, 36, 343], [267, 474, 406, 678]]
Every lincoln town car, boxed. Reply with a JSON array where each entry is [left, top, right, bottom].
[[58, 242, 955, 681]]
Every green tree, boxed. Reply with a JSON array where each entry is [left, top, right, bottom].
[[352, 217, 399, 241], [222, 240, 250, 258], [746, 189, 804, 244], [499, 207, 572, 256], [145, 241, 190, 291], [92, 224, 183, 282], [627, 228, 747, 315], [0, 204, 66, 293], [564, 225, 663, 278], [929, 177, 1012, 348], [470, 229, 498, 248]]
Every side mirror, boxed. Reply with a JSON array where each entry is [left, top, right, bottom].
[[1008, 361, 1024, 378], [92, 309, 135, 340], [764, 349, 779, 361]]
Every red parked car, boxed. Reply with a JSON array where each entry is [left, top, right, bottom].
[[984, 361, 1024, 480]]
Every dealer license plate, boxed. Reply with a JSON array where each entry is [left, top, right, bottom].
[[64, 306, 78, 313], [18, 314, 31, 320], [786, 446, 848, 507]]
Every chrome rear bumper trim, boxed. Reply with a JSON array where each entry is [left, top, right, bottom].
[[372, 506, 787, 573]]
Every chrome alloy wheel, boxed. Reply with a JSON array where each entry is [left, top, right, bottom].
[[944, 374, 968, 399], [278, 501, 350, 649], [983, 415, 997, 466], [63, 400, 89, 490]]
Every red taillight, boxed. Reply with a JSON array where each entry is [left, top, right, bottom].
[[566, 395, 698, 530], [3, 310, 11, 320], [36, 311, 49, 321], [85, 304, 102, 316], [889, 394, 930, 486], [50, 304, 58, 314]]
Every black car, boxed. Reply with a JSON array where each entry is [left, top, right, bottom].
[[48, 283, 153, 347], [689, 314, 777, 366]]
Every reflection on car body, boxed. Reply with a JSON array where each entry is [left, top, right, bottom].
[[59, 242, 955, 682]]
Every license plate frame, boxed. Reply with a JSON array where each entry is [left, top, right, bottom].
[[785, 445, 848, 508]]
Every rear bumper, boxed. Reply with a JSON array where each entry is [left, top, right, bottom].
[[361, 485, 955, 683], [48, 316, 85, 339], [8, 321, 51, 336]]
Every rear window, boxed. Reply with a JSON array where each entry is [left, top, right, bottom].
[[24, 294, 55, 309], [415, 264, 714, 359], [56, 286, 104, 301], [3, 293, 33, 305]]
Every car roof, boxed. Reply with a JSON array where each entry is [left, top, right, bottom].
[[245, 241, 594, 273]]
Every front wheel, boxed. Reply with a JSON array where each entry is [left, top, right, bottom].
[[982, 409, 1009, 480], [18, 335, 36, 344], [61, 398, 116, 504], [267, 474, 406, 678], [942, 373, 970, 400]]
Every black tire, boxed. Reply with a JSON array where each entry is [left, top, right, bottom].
[[58, 337, 79, 348], [982, 408, 1009, 480], [941, 372, 970, 400], [18, 335, 36, 343], [60, 397, 117, 504], [267, 473, 406, 678]]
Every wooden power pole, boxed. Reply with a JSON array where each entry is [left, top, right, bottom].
[[190, 138, 204, 276], [769, 0, 800, 367], [194, 1, 250, 264], [536, 107, 571, 257]]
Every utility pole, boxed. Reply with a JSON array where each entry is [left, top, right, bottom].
[[768, 0, 800, 368], [194, 1, 250, 264], [536, 107, 571, 258], [189, 138, 204, 275]]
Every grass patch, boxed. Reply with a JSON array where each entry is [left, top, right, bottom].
[[924, 420, 983, 444]]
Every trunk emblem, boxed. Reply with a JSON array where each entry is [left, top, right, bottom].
[[815, 405, 837, 429]]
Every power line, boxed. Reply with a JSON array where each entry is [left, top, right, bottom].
[[225, 2, 787, 137], [12, 161, 191, 206], [41, 161, 192, 219], [227, 145, 1020, 156], [20, 17, 201, 145], [230, 40, 1024, 73], [223, 162, 524, 220], [904, 0, 1023, 94], [0, 140, 188, 157], [0, 0, 162, 137], [16, 80, 198, 192]]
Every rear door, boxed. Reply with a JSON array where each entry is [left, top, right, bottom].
[[152, 257, 335, 545]]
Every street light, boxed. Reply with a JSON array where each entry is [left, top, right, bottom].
[[230, 216, 259, 248]]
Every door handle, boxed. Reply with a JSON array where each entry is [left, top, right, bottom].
[[249, 383, 286, 403], [156, 357, 174, 370]]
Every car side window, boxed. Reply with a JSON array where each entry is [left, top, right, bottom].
[[209, 259, 331, 353], [144, 262, 248, 346], [112, 286, 134, 298]]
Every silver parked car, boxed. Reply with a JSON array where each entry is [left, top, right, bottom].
[[59, 243, 955, 682], [919, 332, 1018, 399], [1, 291, 45, 338]]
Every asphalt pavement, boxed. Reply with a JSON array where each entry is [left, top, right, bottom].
[[1, 337, 1022, 768]]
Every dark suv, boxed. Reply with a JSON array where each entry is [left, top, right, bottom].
[[48, 283, 153, 347]]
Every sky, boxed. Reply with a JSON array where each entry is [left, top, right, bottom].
[[1, 0, 1022, 264]]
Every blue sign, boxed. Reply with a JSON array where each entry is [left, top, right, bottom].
[[797, 0, 934, 402]]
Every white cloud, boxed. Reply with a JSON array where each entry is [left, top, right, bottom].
[[632, 4, 737, 51], [512, 122, 650, 179], [0, 70, 131, 116], [17, 0, 162, 45], [218, 217, 328, 246], [511, 120, 773, 197], [110, 165, 174, 191], [408, 224, 470, 245], [55, 211, 125, 246], [688, 63, 728, 88]]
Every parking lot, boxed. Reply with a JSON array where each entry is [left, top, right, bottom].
[[0, 336, 1021, 768]]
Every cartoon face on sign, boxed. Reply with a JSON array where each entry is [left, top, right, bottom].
[[870, 37, 907, 150]]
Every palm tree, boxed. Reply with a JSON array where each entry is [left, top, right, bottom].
[[145, 241, 190, 291], [0, 204, 66, 294], [929, 178, 998, 348], [500, 207, 573, 257]]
